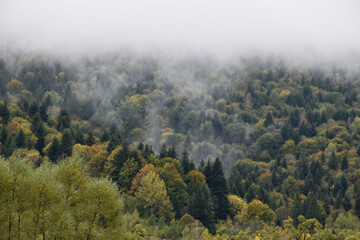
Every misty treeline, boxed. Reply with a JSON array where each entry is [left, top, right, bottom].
[[1, 51, 360, 239]]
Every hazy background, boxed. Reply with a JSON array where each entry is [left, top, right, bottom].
[[1, 0, 360, 58]]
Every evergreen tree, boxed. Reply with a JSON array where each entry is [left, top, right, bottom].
[[0, 135, 15, 157], [167, 146, 177, 159], [207, 158, 231, 220], [341, 155, 349, 171], [34, 122, 45, 154], [290, 108, 300, 127], [342, 194, 352, 211], [264, 111, 273, 127], [0, 59, 11, 99], [61, 129, 73, 157], [334, 192, 343, 209], [245, 184, 257, 203], [181, 150, 193, 175], [48, 137, 61, 163], [0, 102, 10, 123], [159, 143, 167, 159], [320, 151, 326, 164], [328, 151, 338, 170], [39, 103, 48, 122], [106, 133, 121, 153], [100, 128, 110, 142], [56, 109, 70, 131], [85, 132, 95, 146], [189, 183, 216, 234], [15, 129, 26, 148], [303, 192, 323, 224], [72, 128, 84, 144], [292, 192, 302, 226], [0, 126, 8, 144]]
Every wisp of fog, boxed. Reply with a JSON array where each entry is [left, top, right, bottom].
[[1, 0, 360, 58]]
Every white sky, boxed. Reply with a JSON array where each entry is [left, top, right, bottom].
[[1, 0, 360, 57]]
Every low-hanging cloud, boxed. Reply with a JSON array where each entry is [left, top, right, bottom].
[[1, 0, 360, 58]]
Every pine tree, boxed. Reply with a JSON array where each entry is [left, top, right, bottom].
[[1, 135, 15, 157], [181, 150, 193, 175], [159, 143, 167, 159], [328, 151, 338, 170], [85, 132, 95, 146], [48, 137, 61, 163], [290, 108, 300, 127], [341, 155, 349, 171], [0, 102, 10, 123], [61, 129, 73, 157], [106, 133, 121, 153], [334, 192, 343, 209], [56, 109, 70, 131], [208, 158, 231, 220], [15, 129, 26, 148], [264, 112, 273, 127], [39, 103, 48, 122], [34, 122, 45, 154], [320, 151, 326, 164], [100, 128, 110, 142], [167, 146, 177, 159], [0, 126, 8, 144], [292, 192, 302, 226], [342, 194, 352, 211], [303, 192, 323, 223], [189, 183, 216, 234]]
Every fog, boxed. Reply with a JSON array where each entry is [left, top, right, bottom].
[[1, 0, 360, 58]]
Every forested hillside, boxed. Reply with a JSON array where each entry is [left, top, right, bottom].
[[1, 52, 360, 239]]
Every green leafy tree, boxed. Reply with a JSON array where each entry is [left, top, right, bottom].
[[135, 171, 174, 221]]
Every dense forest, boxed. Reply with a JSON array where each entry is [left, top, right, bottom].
[[1, 51, 360, 239]]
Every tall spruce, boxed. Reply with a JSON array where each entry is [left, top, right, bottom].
[[206, 158, 231, 220], [328, 151, 338, 170], [189, 183, 216, 234], [15, 129, 26, 148], [61, 129, 73, 157]]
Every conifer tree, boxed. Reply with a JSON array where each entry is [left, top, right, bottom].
[[0, 126, 8, 144], [167, 146, 177, 159], [15, 129, 26, 148], [100, 128, 110, 142], [189, 183, 216, 234], [181, 150, 193, 175], [48, 137, 61, 163], [85, 132, 95, 146], [341, 155, 349, 171], [292, 192, 302, 226], [207, 158, 231, 220], [342, 194, 352, 211], [61, 129, 73, 157], [264, 111, 273, 127], [39, 103, 48, 122], [106, 133, 121, 153], [0, 102, 10, 123], [328, 151, 338, 170], [335, 193, 343, 209], [159, 143, 167, 159], [56, 109, 70, 131], [34, 122, 45, 154]]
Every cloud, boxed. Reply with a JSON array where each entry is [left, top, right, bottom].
[[1, 0, 360, 57]]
